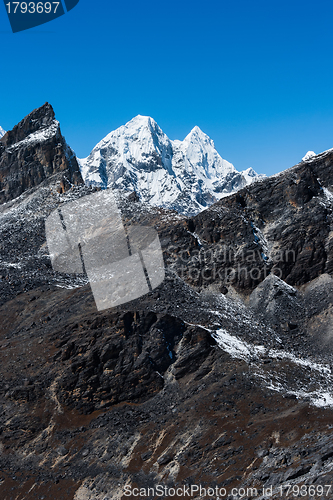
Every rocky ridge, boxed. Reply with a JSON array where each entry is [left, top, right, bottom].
[[0, 103, 83, 205], [161, 147, 333, 296]]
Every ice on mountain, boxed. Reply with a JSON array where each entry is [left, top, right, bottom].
[[241, 167, 265, 184], [79, 116, 263, 216]]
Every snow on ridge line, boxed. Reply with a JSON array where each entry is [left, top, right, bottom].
[[212, 328, 331, 375], [0, 126, 6, 139], [211, 328, 333, 408], [270, 147, 333, 182], [183, 318, 333, 382], [302, 150, 316, 161], [6, 121, 59, 152]]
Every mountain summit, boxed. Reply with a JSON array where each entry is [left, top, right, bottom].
[[79, 116, 264, 215], [0, 126, 6, 138]]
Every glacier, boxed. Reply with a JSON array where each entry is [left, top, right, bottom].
[[79, 116, 264, 216]]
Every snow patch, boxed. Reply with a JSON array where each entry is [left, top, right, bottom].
[[212, 329, 333, 408], [323, 187, 333, 203], [187, 231, 204, 246], [212, 328, 265, 359], [302, 151, 316, 161], [6, 121, 59, 152]]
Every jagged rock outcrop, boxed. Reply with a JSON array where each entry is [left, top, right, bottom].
[[0, 103, 83, 204], [0, 104, 333, 499]]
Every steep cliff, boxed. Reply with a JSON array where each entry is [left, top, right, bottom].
[[0, 103, 83, 205]]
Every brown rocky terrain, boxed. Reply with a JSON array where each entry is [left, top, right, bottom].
[[0, 105, 333, 500]]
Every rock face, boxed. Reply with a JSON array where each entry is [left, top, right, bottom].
[[0, 105, 333, 499], [162, 149, 333, 295], [79, 115, 264, 215], [0, 103, 83, 204]]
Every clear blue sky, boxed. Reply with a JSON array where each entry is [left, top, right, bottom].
[[1, 0, 333, 175]]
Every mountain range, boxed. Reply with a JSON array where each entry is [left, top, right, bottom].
[[0, 104, 333, 499], [79, 115, 264, 215]]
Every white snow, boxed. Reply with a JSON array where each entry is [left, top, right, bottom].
[[212, 328, 265, 359], [241, 167, 265, 184], [302, 150, 316, 161], [0, 260, 22, 269], [0, 126, 6, 139], [6, 121, 59, 152], [79, 116, 263, 216], [173, 125, 236, 182], [212, 328, 333, 408], [182, 310, 333, 410], [213, 329, 331, 375], [187, 231, 204, 246], [323, 187, 333, 203]]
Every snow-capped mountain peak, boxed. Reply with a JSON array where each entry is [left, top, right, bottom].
[[0, 126, 6, 139], [115, 115, 164, 147], [181, 126, 219, 157], [93, 115, 167, 151], [80, 114, 174, 187], [79, 117, 263, 216], [175, 125, 236, 180], [185, 125, 210, 142]]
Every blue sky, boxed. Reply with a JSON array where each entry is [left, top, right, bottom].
[[1, 0, 333, 175]]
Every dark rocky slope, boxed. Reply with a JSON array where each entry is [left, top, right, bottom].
[[161, 149, 333, 293], [0, 105, 333, 500]]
